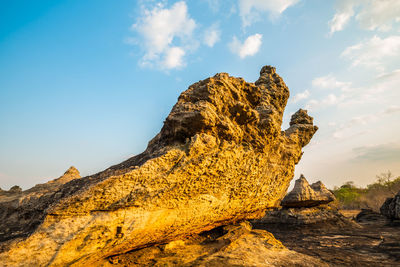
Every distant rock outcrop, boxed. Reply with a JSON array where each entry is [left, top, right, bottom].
[[0, 167, 81, 242], [255, 175, 356, 229], [0, 66, 318, 266], [380, 191, 400, 220], [281, 174, 335, 208]]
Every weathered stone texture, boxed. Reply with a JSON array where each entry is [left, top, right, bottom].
[[0, 66, 317, 266]]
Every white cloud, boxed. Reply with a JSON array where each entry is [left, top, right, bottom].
[[356, 0, 400, 31], [229, 34, 263, 58], [329, 0, 400, 35], [305, 68, 400, 111], [304, 75, 354, 110], [305, 94, 341, 111], [312, 74, 352, 91], [163, 47, 185, 69], [133, 1, 196, 69], [203, 24, 220, 47], [291, 89, 310, 103], [341, 35, 400, 71], [238, 0, 299, 27], [328, 1, 356, 35]]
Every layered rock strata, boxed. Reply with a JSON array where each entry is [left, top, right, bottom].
[[0, 66, 317, 266]]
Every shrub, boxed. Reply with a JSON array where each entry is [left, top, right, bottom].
[[333, 171, 400, 212]]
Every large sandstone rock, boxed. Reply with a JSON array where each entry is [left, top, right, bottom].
[[380, 191, 400, 220], [281, 174, 335, 208], [0, 66, 317, 266]]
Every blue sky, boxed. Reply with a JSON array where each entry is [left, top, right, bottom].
[[1, 0, 400, 190]]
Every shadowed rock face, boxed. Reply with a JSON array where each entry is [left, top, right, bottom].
[[281, 175, 335, 208], [105, 221, 327, 267], [380, 191, 400, 220], [0, 66, 318, 266]]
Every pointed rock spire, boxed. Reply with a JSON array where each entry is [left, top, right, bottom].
[[281, 174, 335, 208]]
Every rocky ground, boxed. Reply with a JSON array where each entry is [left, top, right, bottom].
[[254, 211, 400, 266], [100, 210, 400, 267]]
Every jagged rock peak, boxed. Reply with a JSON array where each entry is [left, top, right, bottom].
[[0, 65, 318, 266], [62, 166, 80, 179], [51, 166, 81, 185], [281, 174, 335, 208]]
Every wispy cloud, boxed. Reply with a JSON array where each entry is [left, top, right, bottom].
[[291, 89, 310, 103], [332, 106, 400, 139], [229, 33, 263, 58], [132, 1, 196, 69], [304, 75, 353, 110], [377, 69, 400, 81], [238, 0, 299, 27], [352, 143, 400, 162], [311, 74, 352, 91], [341, 35, 400, 72], [203, 24, 221, 47], [328, 0, 356, 36], [305, 93, 341, 111], [329, 0, 400, 35]]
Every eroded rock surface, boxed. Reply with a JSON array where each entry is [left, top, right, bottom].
[[282, 174, 335, 208], [0, 66, 317, 266]]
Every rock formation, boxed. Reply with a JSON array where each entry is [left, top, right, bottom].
[[0, 166, 81, 242], [281, 174, 335, 208], [0, 66, 318, 266], [380, 191, 400, 220], [255, 175, 356, 228]]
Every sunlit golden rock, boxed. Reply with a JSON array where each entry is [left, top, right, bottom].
[[0, 66, 317, 266]]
